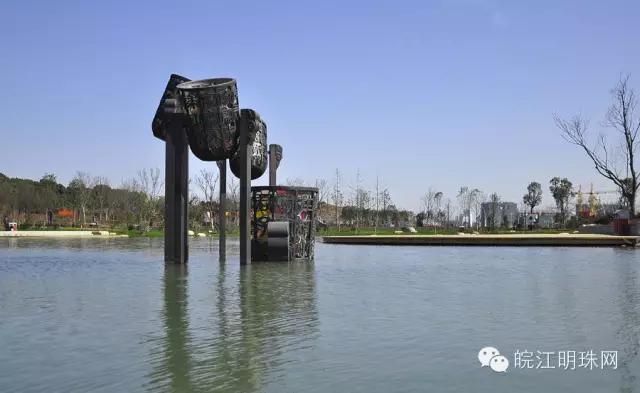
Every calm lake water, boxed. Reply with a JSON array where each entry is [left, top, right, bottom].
[[1, 238, 639, 392]]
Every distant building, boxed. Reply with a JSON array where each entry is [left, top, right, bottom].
[[575, 203, 620, 218], [480, 202, 518, 228], [518, 212, 556, 229], [537, 213, 555, 228]]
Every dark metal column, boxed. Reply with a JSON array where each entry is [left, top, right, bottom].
[[238, 111, 252, 265], [217, 160, 226, 262], [165, 126, 189, 264], [269, 145, 277, 187]]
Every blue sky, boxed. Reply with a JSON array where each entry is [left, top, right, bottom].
[[1, 0, 638, 211]]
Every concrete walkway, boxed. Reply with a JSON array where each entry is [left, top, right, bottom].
[[0, 231, 125, 237], [322, 233, 639, 247]]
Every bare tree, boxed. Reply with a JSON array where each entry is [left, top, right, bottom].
[[228, 177, 239, 226], [314, 178, 327, 203], [380, 188, 391, 224], [473, 190, 485, 230], [457, 187, 481, 228], [444, 198, 452, 229], [457, 186, 471, 227], [332, 169, 343, 230], [355, 188, 371, 224], [68, 172, 95, 227], [555, 75, 640, 215], [134, 168, 163, 229], [315, 178, 329, 223], [422, 188, 443, 226], [92, 176, 110, 224], [422, 188, 436, 222], [196, 168, 219, 229], [375, 176, 379, 233], [120, 178, 142, 225], [352, 170, 363, 230], [228, 177, 239, 204]]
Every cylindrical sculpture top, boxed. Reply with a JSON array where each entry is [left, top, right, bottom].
[[177, 78, 240, 161], [230, 109, 268, 180]]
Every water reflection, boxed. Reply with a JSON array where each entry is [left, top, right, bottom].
[[151, 261, 318, 393], [164, 264, 194, 391], [614, 251, 640, 393], [0, 236, 164, 254]]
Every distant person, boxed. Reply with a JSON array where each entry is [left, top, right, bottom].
[[3, 216, 9, 231]]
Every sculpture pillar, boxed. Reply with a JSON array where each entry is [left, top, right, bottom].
[[217, 160, 226, 262], [268, 144, 282, 187], [164, 126, 189, 264], [238, 110, 252, 265], [269, 145, 277, 186], [152, 74, 191, 264]]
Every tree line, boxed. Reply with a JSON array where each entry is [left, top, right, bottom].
[[0, 168, 242, 232]]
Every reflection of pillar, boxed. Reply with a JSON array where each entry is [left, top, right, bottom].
[[614, 252, 639, 391], [217, 160, 226, 262], [239, 110, 252, 265], [162, 264, 192, 392], [165, 125, 189, 264]]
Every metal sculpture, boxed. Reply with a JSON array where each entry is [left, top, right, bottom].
[[251, 186, 318, 261], [237, 109, 254, 264], [229, 112, 268, 179], [268, 144, 283, 186], [152, 74, 191, 264], [153, 74, 315, 264], [267, 222, 290, 261], [217, 160, 227, 262], [176, 78, 240, 161]]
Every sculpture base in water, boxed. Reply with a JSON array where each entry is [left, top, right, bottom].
[[251, 186, 318, 262]]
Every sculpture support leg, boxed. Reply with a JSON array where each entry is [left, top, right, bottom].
[[239, 113, 252, 265], [218, 160, 226, 262], [165, 127, 189, 264], [269, 145, 277, 187]]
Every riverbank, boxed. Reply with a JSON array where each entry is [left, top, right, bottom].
[[322, 233, 640, 247], [0, 230, 127, 238], [0, 229, 239, 238]]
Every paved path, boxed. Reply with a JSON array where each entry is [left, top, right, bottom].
[[0, 231, 122, 237], [322, 233, 639, 247]]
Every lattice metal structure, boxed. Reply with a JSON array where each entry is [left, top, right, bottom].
[[177, 78, 240, 161], [251, 186, 318, 261]]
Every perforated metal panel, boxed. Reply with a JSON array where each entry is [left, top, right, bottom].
[[251, 186, 318, 261]]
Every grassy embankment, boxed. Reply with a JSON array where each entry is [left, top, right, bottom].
[[10, 226, 229, 238], [123, 229, 241, 238], [13, 226, 572, 238]]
